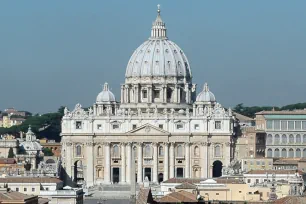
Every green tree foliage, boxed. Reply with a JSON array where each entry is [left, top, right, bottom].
[[0, 106, 65, 142], [42, 148, 54, 156], [8, 147, 15, 158], [233, 102, 306, 118]]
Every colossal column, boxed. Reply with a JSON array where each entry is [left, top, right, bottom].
[[126, 142, 132, 183], [201, 142, 208, 178], [185, 142, 190, 178], [169, 142, 175, 178], [137, 143, 143, 183], [163, 142, 169, 181], [121, 143, 126, 183], [104, 142, 111, 183], [153, 142, 158, 183], [86, 142, 94, 186]]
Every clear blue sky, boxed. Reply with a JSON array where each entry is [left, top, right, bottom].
[[0, 1, 305, 113]]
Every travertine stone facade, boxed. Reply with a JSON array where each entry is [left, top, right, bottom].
[[61, 6, 235, 187]]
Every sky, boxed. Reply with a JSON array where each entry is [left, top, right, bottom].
[[0, 1, 305, 114]]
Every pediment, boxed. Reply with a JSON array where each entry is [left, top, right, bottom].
[[126, 123, 170, 135]]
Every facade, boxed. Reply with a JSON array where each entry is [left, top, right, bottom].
[[241, 158, 273, 172], [255, 110, 306, 159], [243, 169, 304, 186], [0, 116, 25, 128], [61, 6, 235, 187], [0, 177, 83, 204], [0, 135, 18, 158]]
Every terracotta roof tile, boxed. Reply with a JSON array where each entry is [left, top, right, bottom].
[[136, 188, 155, 204], [158, 190, 198, 203], [273, 196, 306, 204]]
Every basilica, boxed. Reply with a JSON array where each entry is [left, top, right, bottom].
[[61, 6, 235, 187]]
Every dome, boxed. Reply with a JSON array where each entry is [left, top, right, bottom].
[[125, 6, 192, 80], [96, 82, 116, 103], [196, 83, 216, 103]]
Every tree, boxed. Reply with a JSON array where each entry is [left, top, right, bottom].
[[8, 147, 15, 158], [43, 148, 54, 156]]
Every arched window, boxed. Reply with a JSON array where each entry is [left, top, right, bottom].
[[112, 145, 119, 157], [267, 149, 272, 158], [296, 134, 301, 143], [274, 149, 280, 157], [97, 146, 102, 156], [159, 146, 164, 157], [194, 146, 200, 157], [274, 134, 280, 144], [303, 135, 306, 143], [288, 148, 294, 158], [267, 134, 272, 145], [214, 145, 221, 157], [144, 145, 152, 157], [289, 135, 294, 144], [177, 145, 184, 157], [303, 149, 306, 157], [281, 148, 287, 157], [282, 134, 287, 144], [76, 145, 81, 156], [296, 148, 301, 158]]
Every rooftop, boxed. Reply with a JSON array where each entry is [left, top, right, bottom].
[[256, 110, 306, 115], [245, 170, 303, 174], [158, 190, 198, 203], [163, 178, 245, 184], [0, 177, 62, 184]]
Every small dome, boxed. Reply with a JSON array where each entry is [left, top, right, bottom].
[[96, 83, 116, 103], [196, 83, 216, 103]]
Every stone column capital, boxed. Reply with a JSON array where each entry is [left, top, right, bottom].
[[184, 142, 191, 147], [152, 142, 159, 146], [136, 142, 143, 147], [66, 142, 73, 146], [119, 142, 126, 146], [170, 142, 175, 147], [163, 142, 170, 146], [86, 142, 95, 146], [102, 142, 111, 146]]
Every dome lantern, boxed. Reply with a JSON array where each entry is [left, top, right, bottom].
[[150, 4, 167, 39]]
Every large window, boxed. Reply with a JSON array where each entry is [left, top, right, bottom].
[[296, 134, 301, 143], [267, 149, 272, 157], [142, 90, 148, 98], [288, 121, 294, 130], [159, 146, 164, 156], [274, 134, 280, 144], [303, 135, 306, 143], [144, 145, 152, 157], [274, 149, 280, 157], [76, 145, 82, 156], [76, 121, 82, 129], [97, 146, 102, 156], [296, 149, 301, 158], [177, 145, 184, 157], [303, 149, 306, 157], [295, 121, 301, 130], [303, 121, 306, 130], [266, 120, 273, 130], [154, 90, 160, 98], [214, 145, 221, 157], [194, 146, 200, 157], [176, 123, 184, 130], [215, 121, 221, 129], [112, 145, 119, 157], [282, 134, 287, 144], [281, 121, 287, 130], [274, 120, 280, 130], [288, 148, 294, 158], [289, 134, 294, 144], [281, 149, 287, 157], [267, 134, 273, 145]]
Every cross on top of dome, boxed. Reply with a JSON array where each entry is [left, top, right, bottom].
[[103, 82, 109, 91], [151, 4, 167, 39]]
